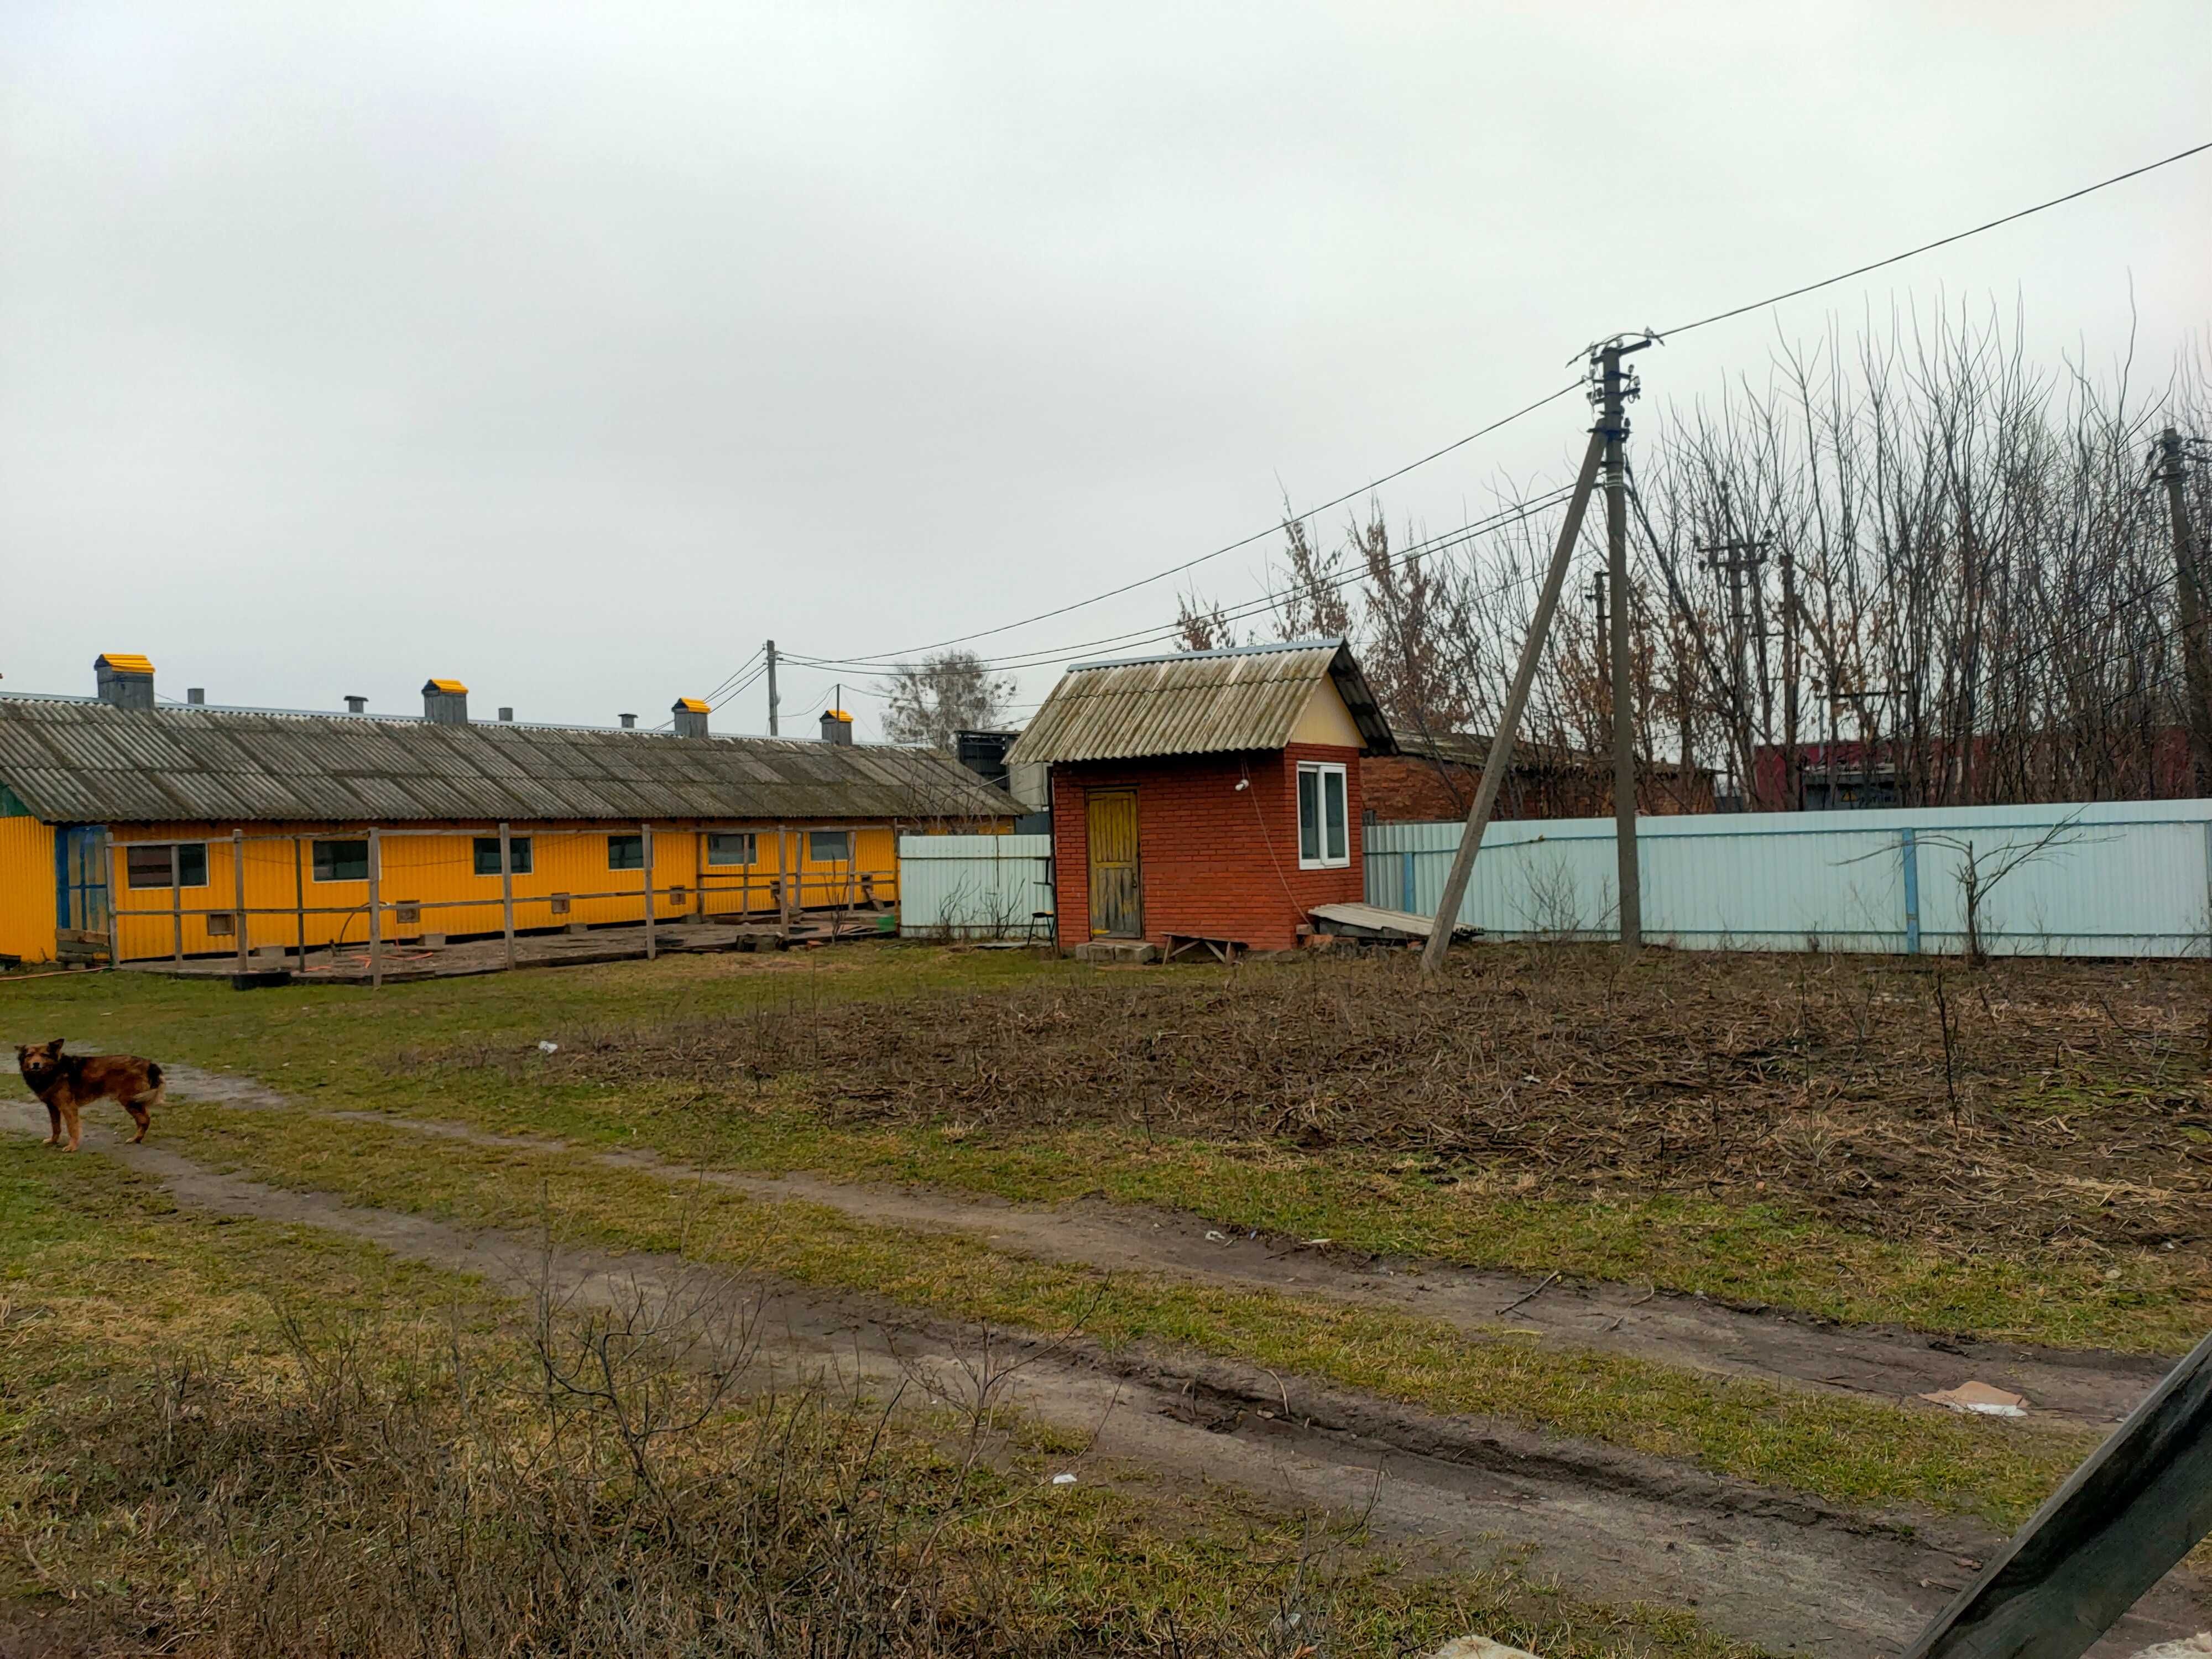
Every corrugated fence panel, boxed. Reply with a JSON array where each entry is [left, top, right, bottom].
[[1366, 801, 2212, 957], [898, 834, 1054, 940]]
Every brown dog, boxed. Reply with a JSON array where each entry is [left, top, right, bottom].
[[15, 1039, 162, 1151]]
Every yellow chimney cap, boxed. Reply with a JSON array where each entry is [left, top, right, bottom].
[[96, 653, 155, 675], [422, 677, 468, 695], [674, 697, 709, 713], [825, 708, 853, 722]]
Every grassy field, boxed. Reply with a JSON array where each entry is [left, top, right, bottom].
[[6, 942, 2206, 1349], [0, 1128, 1758, 1657]]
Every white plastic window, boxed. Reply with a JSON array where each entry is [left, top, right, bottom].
[[1297, 763, 1348, 868]]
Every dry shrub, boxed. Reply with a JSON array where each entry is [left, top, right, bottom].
[[521, 950, 2212, 1251], [9, 1266, 1321, 1658]]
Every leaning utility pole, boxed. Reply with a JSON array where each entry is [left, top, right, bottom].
[[765, 639, 781, 737], [1418, 405, 1609, 974], [2157, 428, 2212, 795], [1600, 338, 1648, 955]]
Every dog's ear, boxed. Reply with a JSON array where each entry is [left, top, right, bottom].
[[48, 1039, 64, 1053]]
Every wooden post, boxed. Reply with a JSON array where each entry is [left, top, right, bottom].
[[170, 843, 183, 965], [641, 823, 656, 959], [231, 828, 249, 973], [777, 823, 790, 938], [1904, 1327, 2212, 1658], [368, 827, 383, 990], [1419, 427, 1605, 973], [293, 834, 307, 971], [105, 840, 122, 969], [499, 822, 517, 969]]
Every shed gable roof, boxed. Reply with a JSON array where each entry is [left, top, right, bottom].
[[0, 698, 1016, 825], [1004, 639, 1395, 767]]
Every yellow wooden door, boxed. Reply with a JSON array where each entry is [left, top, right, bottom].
[[1086, 790, 1142, 938]]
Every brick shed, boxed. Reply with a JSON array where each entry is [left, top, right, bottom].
[[1004, 640, 1396, 954]]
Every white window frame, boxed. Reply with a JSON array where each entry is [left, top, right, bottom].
[[1296, 761, 1350, 869]]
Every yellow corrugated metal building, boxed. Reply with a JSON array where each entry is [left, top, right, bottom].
[[0, 660, 1015, 966]]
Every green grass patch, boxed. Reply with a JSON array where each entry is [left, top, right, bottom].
[[0, 1108, 1761, 1658], [169, 1096, 2093, 1528]]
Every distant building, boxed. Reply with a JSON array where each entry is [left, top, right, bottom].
[[0, 656, 1014, 966], [1005, 639, 1395, 953], [1361, 727, 1715, 822]]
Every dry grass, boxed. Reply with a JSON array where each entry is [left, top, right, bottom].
[[519, 948, 2212, 1258], [0, 1141, 1761, 1659]]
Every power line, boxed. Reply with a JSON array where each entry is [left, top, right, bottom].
[[819, 379, 1585, 667], [1657, 137, 2212, 341], [789, 483, 1581, 679]]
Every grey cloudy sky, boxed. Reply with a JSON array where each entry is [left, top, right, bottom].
[[4, 3, 2207, 736]]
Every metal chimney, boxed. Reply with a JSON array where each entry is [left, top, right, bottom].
[[672, 697, 709, 739], [186, 687, 206, 706], [94, 653, 155, 710], [421, 679, 469, 724], [344, 695, 368, 714], [820, 708, 854, 745], [619, 713, 638, 729], [497, 706, 514, 722]]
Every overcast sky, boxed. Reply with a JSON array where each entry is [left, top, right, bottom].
[[4, 3, 2208, 737]]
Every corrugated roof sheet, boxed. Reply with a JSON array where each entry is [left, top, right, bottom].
[[0, 699, 1016, 825], [1004, 639, 1396, 766]]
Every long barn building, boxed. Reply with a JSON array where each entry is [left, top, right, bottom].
[[0, 656, 1014, 966]]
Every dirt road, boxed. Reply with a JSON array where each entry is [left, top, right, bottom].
[[6, 1069, 2206, 1657]]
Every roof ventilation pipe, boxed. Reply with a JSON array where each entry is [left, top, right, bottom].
[[422, 679, 468, 724], [94, 653, 155, 710], [672, 697, 709, 738], [820, 708, 854, 745], [619, 713, 638, 729], [498, 707, 514, 722], [186, 687, 206, 706], [344, 695, 368, 714]]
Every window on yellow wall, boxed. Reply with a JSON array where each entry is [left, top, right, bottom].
[[607, 834, 645, 870], [808, 830, 852, 863], [126, 844, 207, 889], [473, 836, 533, 875], [706, 832, 757, 866], [312, 839, 370, 882]]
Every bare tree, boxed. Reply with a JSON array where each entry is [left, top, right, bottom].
[[883, 651, 1016, 749]]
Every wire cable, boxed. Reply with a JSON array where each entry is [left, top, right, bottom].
[[821, 380, 1585, 667], [1657, 138, 2212, 341], [788, 483, 1580, 679]]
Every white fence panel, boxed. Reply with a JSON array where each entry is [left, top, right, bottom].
[[898, 834, 1053, 940], [1365, 800, 2212, 957]]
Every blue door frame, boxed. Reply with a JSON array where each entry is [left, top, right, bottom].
[[55, 825, 111, 936]]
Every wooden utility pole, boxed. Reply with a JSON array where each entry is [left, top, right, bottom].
[[1418, 426, 1606, 974], [1601, 338, 1648, 956], [765, 639, 781, 737], [1699, 508, 1770, 809], [2157, 428, 2212, 795]]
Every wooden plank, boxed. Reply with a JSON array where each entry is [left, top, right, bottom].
[[1903, 1327, 2212, 1658]]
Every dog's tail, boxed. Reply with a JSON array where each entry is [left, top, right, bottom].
[[145, 1061, 163, 1087]]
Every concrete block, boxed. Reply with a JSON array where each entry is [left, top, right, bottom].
[[1070, 940, 1159, 964]]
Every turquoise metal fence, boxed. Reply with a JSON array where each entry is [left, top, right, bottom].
[[1365, 800, 2212, 957], [897, 834, 1054, 940]]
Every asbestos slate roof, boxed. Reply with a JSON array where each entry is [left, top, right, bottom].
[[1003, 639, 1395, 767], [0, 698, 1017, 825]]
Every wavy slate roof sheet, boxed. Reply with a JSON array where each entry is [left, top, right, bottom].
[[1003, 639, 1395, 767], [0, 699, 1016, 825]]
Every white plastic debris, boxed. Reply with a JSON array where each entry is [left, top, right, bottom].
[[1428, 1637, 1539, 1659], [1050, 1472, 1078, 1486], [1920, 1380, 2028, 1418], [536, 1041, 559, 1054], [1204, 1230, 1228, 1243]]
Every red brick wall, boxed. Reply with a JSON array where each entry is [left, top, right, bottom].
[[1051, 745, 1365, 952]]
